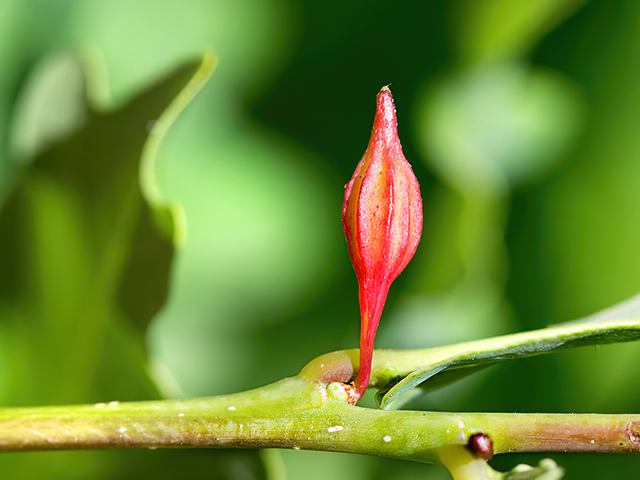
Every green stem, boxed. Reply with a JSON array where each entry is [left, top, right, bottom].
[[0, 350, 637, 460]]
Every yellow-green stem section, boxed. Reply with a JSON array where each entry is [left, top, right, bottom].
[[0, 350, 637, 460]]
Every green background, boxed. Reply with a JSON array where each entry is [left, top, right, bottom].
[[0, 0, 639, 478]]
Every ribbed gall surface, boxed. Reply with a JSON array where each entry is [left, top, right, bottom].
[[342, 87, 423, 401]]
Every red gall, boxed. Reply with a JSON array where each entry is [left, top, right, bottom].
[[342, 86, 423, 402]]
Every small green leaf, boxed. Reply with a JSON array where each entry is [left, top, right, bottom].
[[376, 295, 640, 409], [498, 458, 565, 480]]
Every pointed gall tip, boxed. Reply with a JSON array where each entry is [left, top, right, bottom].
[[375, 86, 397, 134]]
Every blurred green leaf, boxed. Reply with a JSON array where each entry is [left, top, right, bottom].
[[0, 51, 214, 405], [376, 295, 640, 409], [416, 64, 583, 195], [493, 458, 565, 480], [455, 0, 585, 64]]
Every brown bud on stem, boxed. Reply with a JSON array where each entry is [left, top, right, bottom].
[[467, 433, 494, 460]]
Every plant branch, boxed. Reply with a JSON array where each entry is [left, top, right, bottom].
[[0, 350, 637, 463]]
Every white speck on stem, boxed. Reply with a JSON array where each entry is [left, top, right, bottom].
[[118, 427, 126, 433], [383, 435, 391, 442], [327, 426, 344, 433]]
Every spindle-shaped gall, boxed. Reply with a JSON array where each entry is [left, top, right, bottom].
[[342, 86, 423, 402]]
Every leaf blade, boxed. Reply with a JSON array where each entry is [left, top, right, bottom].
[[376, 315, 640, 409]]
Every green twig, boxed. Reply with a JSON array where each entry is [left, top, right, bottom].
[[0, 350, 637, 462]]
